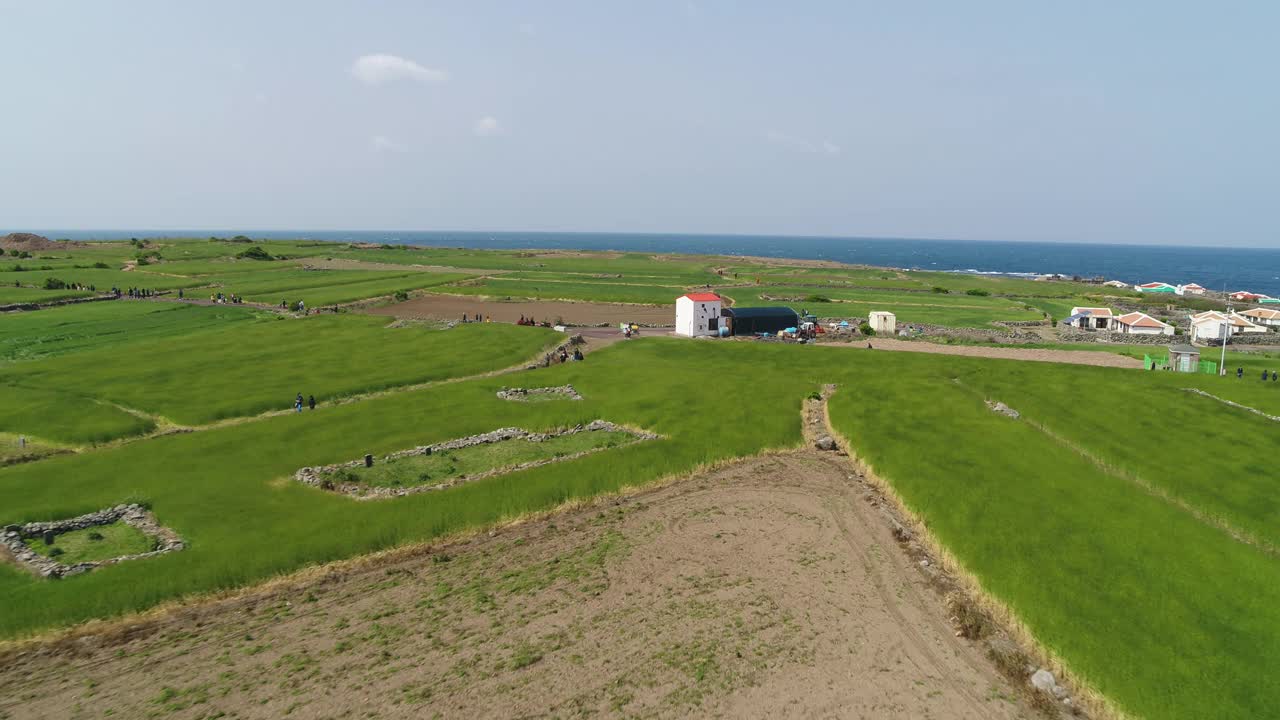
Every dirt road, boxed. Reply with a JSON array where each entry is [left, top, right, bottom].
[[367, 293, 673, 326], [0, 456, 1039, 719], [830, 337, 1143, 368]]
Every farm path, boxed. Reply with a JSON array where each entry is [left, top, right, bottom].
[[828, 337, 1143, 369], [0, 447, 1039, 718]]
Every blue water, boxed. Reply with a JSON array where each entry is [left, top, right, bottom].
[[35, 230, 1280, 298]]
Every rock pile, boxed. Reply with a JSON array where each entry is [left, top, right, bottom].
[[985, 400, 1021, 419], [496, 385, 584, 402], [0, 504, 184, 578]]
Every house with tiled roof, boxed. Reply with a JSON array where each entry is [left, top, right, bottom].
[[1191, 311, 1266, 342], [1177, 283, 1207, 296], [1113, 312, 1174, 336], [1135, 282, 1176, 294], [1240, 307, 1280, 329]]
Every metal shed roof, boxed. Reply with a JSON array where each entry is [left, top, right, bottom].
[[723, 306, 798, 319]]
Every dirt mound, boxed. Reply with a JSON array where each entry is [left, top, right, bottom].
[[0, 233, 83, 251]]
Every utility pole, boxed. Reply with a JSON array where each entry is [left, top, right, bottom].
[[1220, 303, 1233, 376]]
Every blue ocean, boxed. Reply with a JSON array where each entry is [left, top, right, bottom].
[[37, 230, 1280, 298]]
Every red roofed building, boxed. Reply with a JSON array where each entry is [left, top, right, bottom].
[[675, 292, 723, 337]]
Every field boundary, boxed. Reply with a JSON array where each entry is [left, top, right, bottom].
[[1182, 388, 1280, 422], [821, 389, 1123, 720]]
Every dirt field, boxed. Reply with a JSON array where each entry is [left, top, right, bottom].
[[0, 451, 1044, 718], [367, 294, 674, 326], [827, 337, 1143, 369]]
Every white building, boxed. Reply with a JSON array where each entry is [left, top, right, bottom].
[[1191, 311, 1265, 343], [1065, 307, 1114, 330], [868, 311, 896, 335], [675, 292, 723, 337], [1177, 283, 1207, 296], [1113, 312, 1174, 336]]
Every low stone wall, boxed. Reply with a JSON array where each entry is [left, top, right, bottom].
[[497, 385, 584, 401], [1058, 328, 1181, 345], [296, 420, 660, 500], [0, 504, 184, 578]]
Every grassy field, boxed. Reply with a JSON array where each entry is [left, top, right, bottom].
[[25, 522, 156, 565], [0, 317, 561, 427], [0, 384, 155, 444], [435, 277, 688, 305], [0, 302, 264, 363]]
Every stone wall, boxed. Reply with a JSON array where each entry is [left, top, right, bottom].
[[1057, 328, 1182, 345], [0, 504, 184, 578], [297, 420, 660, 500], [497, 385, 584, 401]]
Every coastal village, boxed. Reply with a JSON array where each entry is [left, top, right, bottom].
[[674, 276, 1279, 376]]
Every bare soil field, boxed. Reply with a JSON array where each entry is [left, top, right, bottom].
[[367, 294, 674, 326], [829, 337, 1143, 369], [0, 448, 1041, 720]]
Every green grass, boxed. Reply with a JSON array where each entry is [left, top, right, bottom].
[[0, 302, 264, 364], [241, 272, 474, 306], [0, 316, 561, 426], [0, 384, 154, 444], [328, 429, 640, 489], [24, 522, 156, 564]]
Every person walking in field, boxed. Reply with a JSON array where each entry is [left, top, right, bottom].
[[295, 393, 304, 413], [574, 348, 584, 361], [1237, 367, 1244, 379], [308, 395, 316, 411], [1264, 370, 1270, 381]]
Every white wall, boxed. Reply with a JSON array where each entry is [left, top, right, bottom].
[[675, 297, 722, 337], [869, 312, 896, 334]]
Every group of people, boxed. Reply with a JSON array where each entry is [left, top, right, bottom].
[[515, 315, 552, 327], [1236, 367, 1278, 381], [622, 323, 640, 338], [116, 286, 152, 298], [462, 313, 489, 323], [211, 291, 243, 304], [294, 393, 317, 412], [542, 347, 585, 366]]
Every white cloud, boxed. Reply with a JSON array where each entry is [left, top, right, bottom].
[[473, 116, 502, 137], [370, 135, 408, 153], [351, 54, 448, 86], [517, 22, 537, 36], [765, 130, 841, 155]]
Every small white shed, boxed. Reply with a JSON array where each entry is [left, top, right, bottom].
[[675, 293, 723, 337], [868, 311, 896, 335]]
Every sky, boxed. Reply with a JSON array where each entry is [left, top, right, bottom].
[[1, 1, 1277, 247]]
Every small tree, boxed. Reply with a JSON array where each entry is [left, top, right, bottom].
[[859, 322, 875, 336], [931, 286, 950, 294], [965, 288, 990, 296], [42, 277, 67, 290]]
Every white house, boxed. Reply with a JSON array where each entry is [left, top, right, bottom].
[[1177, 283, 1207, 296], [868, 311, 896, 335], [675, 292, 723, 337], [1135, 282, 1177, 294], [1228, 291, 1270, 303], [1103, 280, 1130, 288], [1191, 311, 1265, 342], [1113, 312, 1174, 336], [1240, 308, 1280, 329], [1065, 307, 1114, 330]]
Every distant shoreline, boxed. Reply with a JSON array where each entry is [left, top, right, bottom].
[[13, 230, 1280, 297]]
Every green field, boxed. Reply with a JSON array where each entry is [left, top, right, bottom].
[[0, 302, 264, 363], [0, 316, 561, 427], [0, 239, 1276, 719]]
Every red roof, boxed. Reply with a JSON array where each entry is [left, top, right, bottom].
[[681, 292, 721, 302]]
